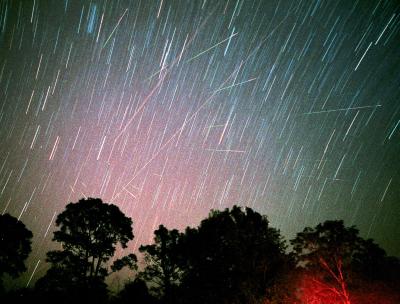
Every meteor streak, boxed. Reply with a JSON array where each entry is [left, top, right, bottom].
[[303, 105, 381, 115]]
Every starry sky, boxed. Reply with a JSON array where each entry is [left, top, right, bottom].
[[0, 0, 399, 288]]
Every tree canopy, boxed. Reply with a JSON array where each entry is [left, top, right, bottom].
[[114, 278, 158, 304], [35, 198, 136, 302], [1, 199, 397, 304], [290, 220, 400, 304], [176, 205, 288, 304], [0, 213, 33, 288], [139, 224, 182, 302]]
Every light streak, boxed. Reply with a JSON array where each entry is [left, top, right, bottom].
[[303, 104, 381, 115], [102, 9, 128, 49]]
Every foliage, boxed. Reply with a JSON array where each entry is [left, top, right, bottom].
[[262, 254, 299, 304], [36, 198, 136, 300], [352, 238, 400, 284], [139, 224, 183, 302], [0, 213, 33, 288], [114, 278, 159, 304], [35, 269, 109, 304], [2, 198, 395, 303], [291, 220, 400, 304], [291, 220, 365, 304], [350, 279, 400, 304], [176, 205, 288, 304]]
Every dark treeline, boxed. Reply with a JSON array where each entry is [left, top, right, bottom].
[[0, 198, 399, 304]]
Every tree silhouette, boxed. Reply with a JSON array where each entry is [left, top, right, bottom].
[[0, 213, 33, 290], [176, 205, 288, 304], [261, 254, 298, 304], [139, 224, 183, 302], [352, 238, 400, 285], [36, 198, 136, 302]]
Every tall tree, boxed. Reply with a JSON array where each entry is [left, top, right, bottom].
[[290, 220, 399, 304], [36, 198, 136, 301], [291, 220, 360, 304], [139, 224, 183, 302], [0, 213, 33, 289], [177, 205, 288, 304]]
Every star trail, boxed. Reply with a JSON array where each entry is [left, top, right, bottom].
[[0, 0, 399, 287]]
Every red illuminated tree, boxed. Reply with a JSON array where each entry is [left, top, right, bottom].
[[291, 220, 361, 304], [290, 220, 400, 304]]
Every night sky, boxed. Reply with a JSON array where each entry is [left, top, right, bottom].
[[0, 0, 399, 288]]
